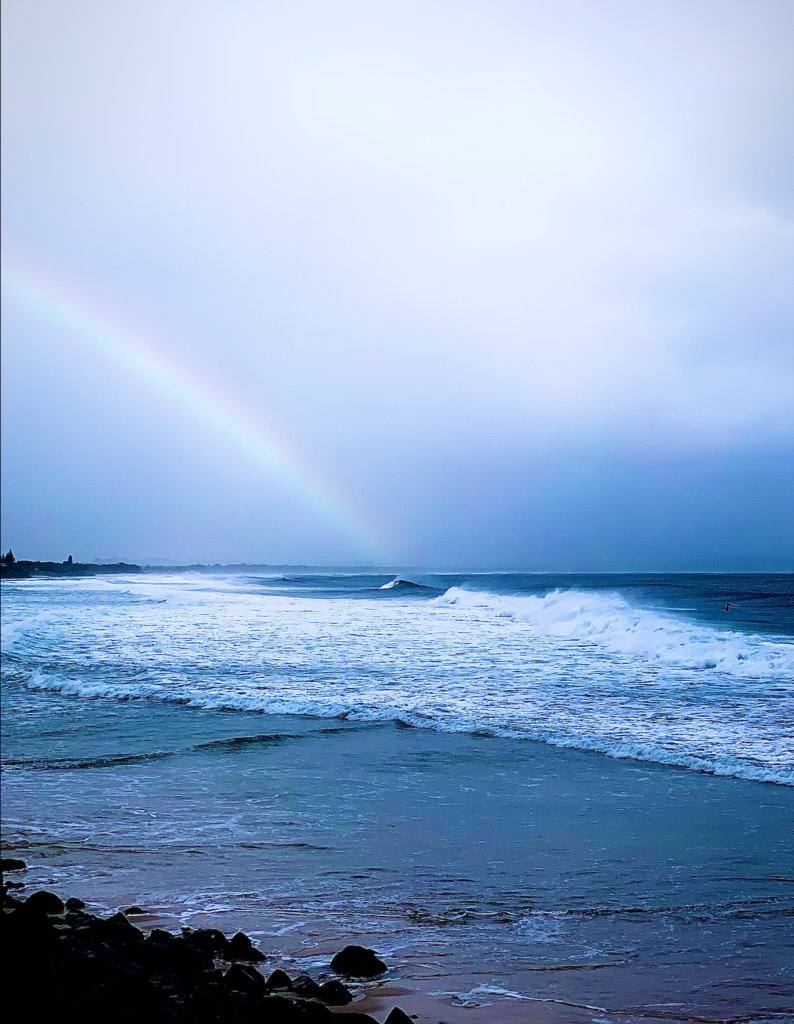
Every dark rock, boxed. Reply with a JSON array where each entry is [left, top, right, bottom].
[[94, 911, 145, 948], [6, 880, 25, 889], [330, 944, 387, 978], [261, 995, 307, 1022], [124, 905, 146, 914], [148, 971, 180, 992], [385, 1009, 415, 1024], [293, 974, 323, 999], [223, 962, 265, 993], [317, 978, 354, 1005], [198, 967, 225, 985], [0, 885, 402, 1023], [183, 926, 231, 957], [106, 910, 143, 934], [227, 929, 266, 961], [264, 968, 294, 990], [4, 903, 58, 949], [69, 942, 146, 984], [108, 910, 135, 925], [294, 997, 338, 1022], [1, 857, 27, 871], [24, 889, 65, 915], [0, 889, 298, 1022], [66, 910, 108, 939], [141, 930, 213, 976]]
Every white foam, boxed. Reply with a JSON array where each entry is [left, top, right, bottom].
[[434, 586, 794, 678], [4, 575, 793, 785], [514, 912, 565, 943]]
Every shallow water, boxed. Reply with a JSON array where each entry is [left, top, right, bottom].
[[2, 571, 793, 1022]]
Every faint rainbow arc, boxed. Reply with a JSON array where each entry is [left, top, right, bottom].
[[1, 262, 385, 561]]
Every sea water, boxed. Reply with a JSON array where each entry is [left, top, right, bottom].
[[2, 571, 793, 1022]]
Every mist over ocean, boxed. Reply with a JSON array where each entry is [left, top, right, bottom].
[[3, 570, 793, 1021]]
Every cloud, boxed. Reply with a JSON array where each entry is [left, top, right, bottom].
[[2, 0, 792, 562]]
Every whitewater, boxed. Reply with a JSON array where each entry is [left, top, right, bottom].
[[2, 571, 792, 785]]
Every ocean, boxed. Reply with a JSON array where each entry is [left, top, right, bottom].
[[2, 571, 793, 1023]]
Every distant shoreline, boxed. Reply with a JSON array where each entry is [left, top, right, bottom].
[[0, 560, 143, 579], [3, 561, 793, 579], [0, 561, 383, 579]]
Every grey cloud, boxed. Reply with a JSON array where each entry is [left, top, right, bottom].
[[2, 0, 792, 563]]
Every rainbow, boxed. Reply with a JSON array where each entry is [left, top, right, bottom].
[[1, 261, 386, 561]]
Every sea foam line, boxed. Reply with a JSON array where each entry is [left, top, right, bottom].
[[20, 669, 794, 786]]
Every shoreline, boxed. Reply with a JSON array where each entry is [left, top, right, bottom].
[[3, 706, 793, 1023], [0, 559, 143, 579], [0, 866, 704, 1024], [1, 866, 415, 1023], [3, 862, 607, 1024], [4, 866, 791, 1024]]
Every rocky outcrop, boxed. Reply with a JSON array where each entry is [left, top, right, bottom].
[[1, 883, 400, 1023]]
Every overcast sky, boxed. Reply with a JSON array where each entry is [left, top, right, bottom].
[[2, 0, 793, 568]]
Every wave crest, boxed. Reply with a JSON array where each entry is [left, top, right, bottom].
[[433, 587, 794, 678]]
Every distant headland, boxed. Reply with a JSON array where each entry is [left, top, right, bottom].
[[0, 551, 381, 579], [0, 550, 142, 579]]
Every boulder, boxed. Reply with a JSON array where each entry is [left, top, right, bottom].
[[293, 998, 338, 1022], [317, 979, 353, 1005], [24, 889, 65, 915], [124, 905, 146, 915], [4, 903, 58, 950], [293, 974, 323, 999], [264, 968, 294, 991], [330, 944, 387, 978], [0, 857, 27, 871], [141, 930, 213, 976], [261, 995, 307, 1022], [385, 1009, 414, 1024], [183, 926, 231, 957], [227, 929, 266, 961], [68, 943, 145, 985], [197, 967, 225, 986], [65, 897, 86, 910], [223, 962, 265, 993], [103, 911, 144, 941]]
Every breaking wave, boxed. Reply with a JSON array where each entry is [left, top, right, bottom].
[[380, 576, 430, 590], [434, 587, 794, 678], [3, 576, 793, 785]]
